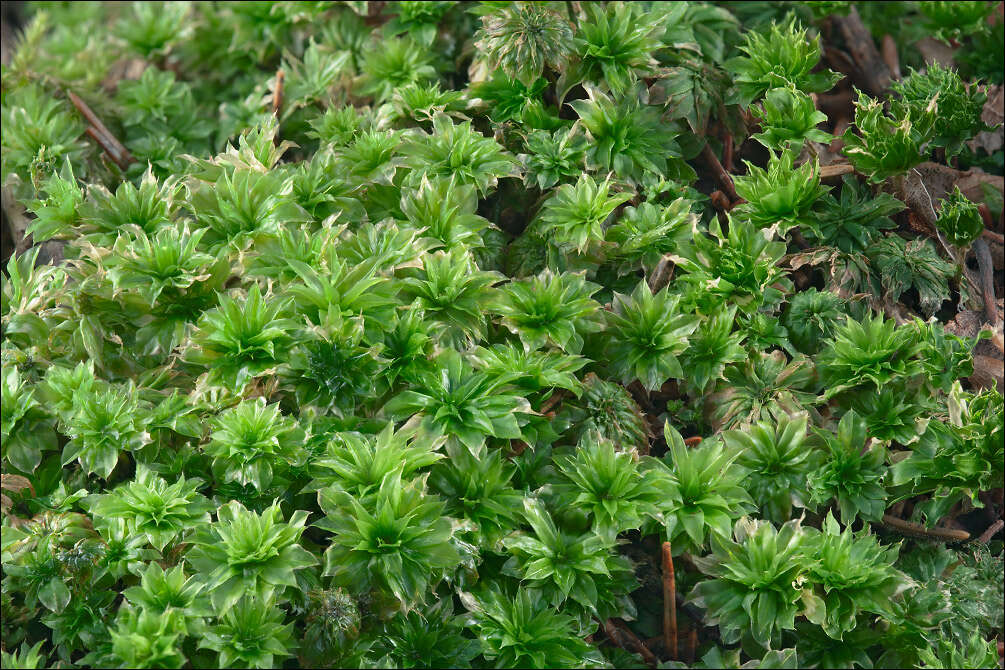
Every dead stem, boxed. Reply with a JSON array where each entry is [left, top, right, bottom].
[[662, 541, 678, 661], [977, 518, 1004, 544], [880, 514, 970, 542], [701, 143, 738, 202], [833, 7, 892, 95], [819, 163, 855, 179], [982, 229, 1005, 244], [538, 390, 566, 417], [973, 238, 998, 325], [272, 69, 285, 117], [880, 34, 901, 80], [722, 133, 734, 174], [602, 618, 658, 667], [68, 91, 134, 170]]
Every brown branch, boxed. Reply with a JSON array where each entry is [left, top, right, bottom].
[[538, 390, 566, 417], [722, 133, 734, 174], [833, 7, 892, 95], [979, 204, 1004, 242], [880, 514, 971, 542], [647, 255, 675, 294], [602, 618, 658, 668], [2, 185, 32, 254], [85, 127, 130, 170], [990, 329, 1005, 355], [829, 117, 851, 153], [881, 34, 901, 80], [819, 163, 856, 180], [662, 542, 678, 661], [977, 519, 1004, 544], [272, 69, 285, 117], [973, 238, 998, 325], [817, 89, 856, 119], [701, 143, 738, 202], [709, 190, 733, 213], [68, 91, 133, 170], [790, 229, 811, 250], [982, 229, 1004, 244], [823, 46, 858, 78], [687, 626, 698, 665]]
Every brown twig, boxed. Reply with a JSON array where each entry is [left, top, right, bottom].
[[790, 229, 811, 250], [977, 519, 1004, 544], [709, 190, 732, 213], [272, 69, 285, 117], [687, 626, 698, 665], [978, 202, 994, 228], [662, 542, 678, 661], [833, 7, 892, 95], [973, 238, 998, 325], [2, 185, 32, 254], [84, 127, 128, 170], [880, 514, 971, 542], [990, 329, 1005, 355], [817, 89, 857, 119], [981, 229, 1004, 244], [881, 34, 901, 80], [722, 133, 734, 174], [627, 380, 660, 417], [648, 255, 675, 294], [828, 117, 851, 153], [819, 163, 856, 179], [68, 91, 133, 170], [701, 143, 738, 202], [538, 390, 566, 417], [978, 204, 1004, 241], [603, 618, 658, 667], [823, 46, 858, 78]]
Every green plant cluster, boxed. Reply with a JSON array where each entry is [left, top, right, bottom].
[[1, 2, 1003, 669]]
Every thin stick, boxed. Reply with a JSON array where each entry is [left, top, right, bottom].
[[829, 117, 851, 152], [977, 519, 1004, 544], [881, 34, 901, 80], [662, 542, 678, 661], [880, 514, 970, 542], [973, 238, 998, 325], [722, 133, 734, 174], [709, 190, 732, 213], [538, 390, 566, 417], [647, 255, 675, 293], [982, 229, 1004, 245], [833, 7, 892, 94], [68, 91, 134, 170], [990, 329, 1005, 355], [790, 229, 811, 250], [701, 143, 738, 202], [819, 163, 856, 179], [687, 626, 698, 665], [272, 69, 285, 117], [85, 127, 130, 170], [978, 204, 1004, 245], [602, 618, 658, 667]]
